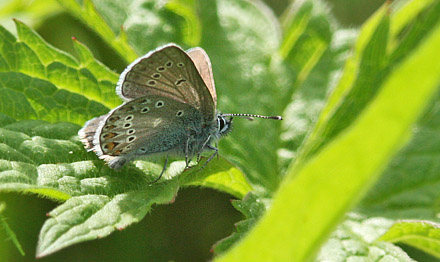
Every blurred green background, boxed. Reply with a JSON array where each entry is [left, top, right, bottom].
[[0, 0, 391, 261]]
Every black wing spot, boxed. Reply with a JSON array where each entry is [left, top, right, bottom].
[[175, 79, 187, 86]]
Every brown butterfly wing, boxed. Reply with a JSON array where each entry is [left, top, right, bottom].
[[116, 44, 215, 123], [92, 95, 201, 162], [187, 47, 217, 107]]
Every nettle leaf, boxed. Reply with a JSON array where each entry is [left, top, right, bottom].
[[279, 0, 353, 167], [165, 0, 202, 46], [60, 0, 283, 194], [57, 0, 185, 62], [0, 115, 246, 256], [214, 0, 341, 252], [36, 184, 179, 257], [317, 213, 414, 262], [0, 202, 25, 256], [212, 193, 267, 255], [0, 0, 62, 32], [194, 0, 290, 194], [0, 11, 251, 256], [215, 1, 440, 261], [0, 19, 119, 125], [179, 157, 252, 199], [379, 220, 440, 258], [295, 4, 392, 164]]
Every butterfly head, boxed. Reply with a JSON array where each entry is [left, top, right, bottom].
[[217, 114, 233, 137]]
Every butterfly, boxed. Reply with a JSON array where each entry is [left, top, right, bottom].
[[79, 44, 282, 182]]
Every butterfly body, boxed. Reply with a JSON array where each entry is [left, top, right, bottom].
[[79, 43, 280, 177]]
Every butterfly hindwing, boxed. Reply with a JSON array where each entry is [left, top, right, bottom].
[[92, 95, 203, 165]]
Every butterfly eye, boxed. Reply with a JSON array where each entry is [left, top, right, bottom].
[[141, 107, 150, 113], [219, 118, 225, 131], [125, 115, 133, 121], [177, 62, 184, 67], [157, 66, 166, 72], [123, 123, 132, 129], [155, 101, 164, 108], [127, 129, 135, 135], [165, 61, 173, 67], [152, 73, 161, 79], [147, 80, 156, 86]]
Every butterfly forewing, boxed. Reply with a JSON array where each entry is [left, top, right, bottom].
[[96, 95, 202, 158], [116, 44, 215, 123], [187, 47, 217, 107]]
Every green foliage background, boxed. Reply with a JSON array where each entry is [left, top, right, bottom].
[[0, 0, 439, 261]]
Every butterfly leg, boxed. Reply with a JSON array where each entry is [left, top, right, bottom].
[[185, 137, 190, 168], [199, 144, 218, 171], [197, 135, 212, 163], [150, 156, 168, 184]]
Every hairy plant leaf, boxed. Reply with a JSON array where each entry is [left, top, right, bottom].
[[165, 0, 201, 46], [0, 202, 25, 256], [379, 220, 440, 258], [57, 0, 186, 62], [36, 185, 179, 257], [215, 0, 342, 252], [0, 20, 119, 125], [0, 15, 252, 255], [316, 213, 414, 262], [212, 193, 267, 255], [215, 3, 440, 261], [180, 157, 252, 199], [0, 0, 61, 31]]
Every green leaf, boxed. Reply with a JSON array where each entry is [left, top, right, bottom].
[[55, 0, 138, 62], [180, 157, 252, 199], [294, 4, 392, 164], [379, 220, 440, 258], [74, 0, 298, 194], [36, 185, 178, 257], [214, 0, 340, 251], [0, 0, 62, 31], [279, 0, 349, 169], [281, 0, 332, 85], [213, 193, 267, 255], [0, 115, 249, 255], [0, 20, 121, 125], [0, 202, 25, 256], [58, 0, 188, 62], [165, 0, 202, 46], [216, 4, 440, 262], [193, 0, 287, 194], [389, 0, 437, 41], [317, 213, 414, 262]]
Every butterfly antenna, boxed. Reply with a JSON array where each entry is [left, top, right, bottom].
[[221, 113, 282, 120]]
